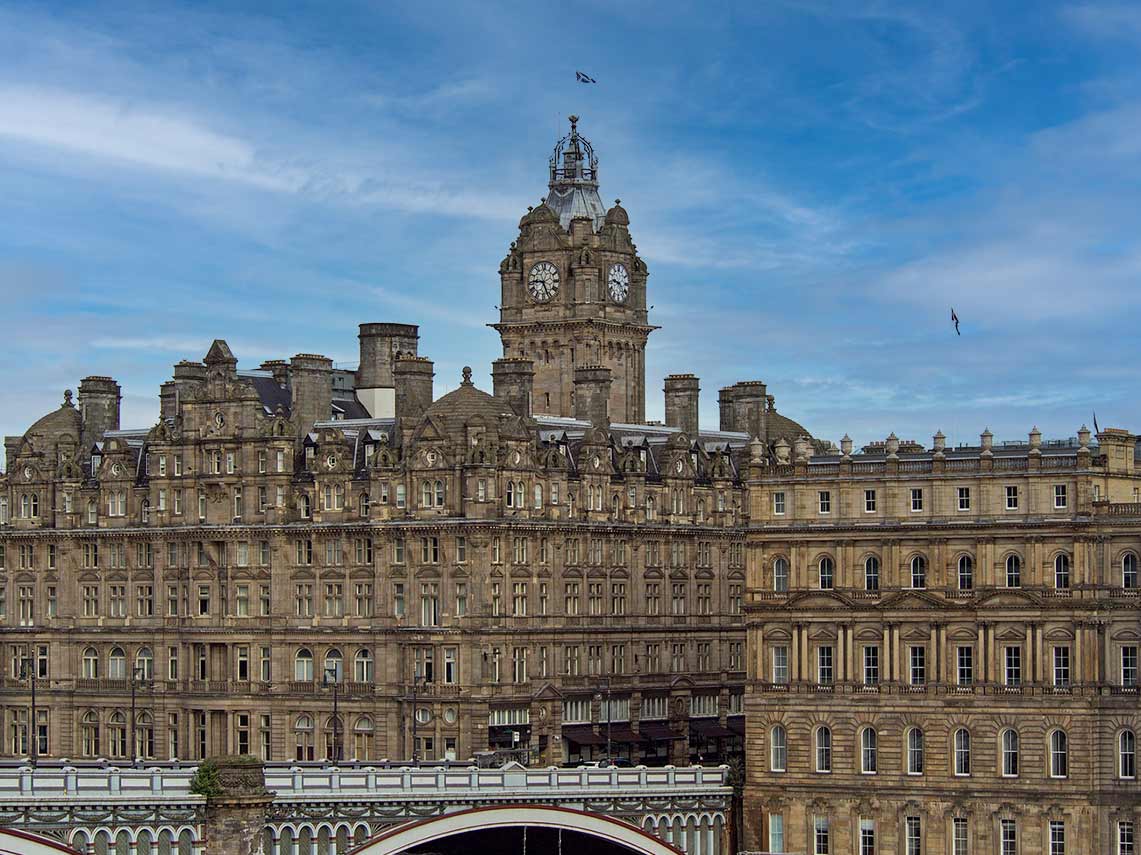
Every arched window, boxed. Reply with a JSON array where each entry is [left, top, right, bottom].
[[910, 555, 926, 589], [815, 726, 832, 772], [354, 716, 374, 761], [1006, 554, 1022, 588], [324, 714, 344, 761], [435, 480, 444, 507], [294, 714, 315, 762], [1120, 730, 1136, 779], [1002, 729, 1020, 776], [770, 725, 787, 772], [696, 499, 706, 522], [108, 711, 127, 758], [1054, 554, 1071, 589], [864, 556, 880, 592], [359, 492, 370, 517], [300, 494, 311, 518], [954, 728, 971, 776], [773, 558, 789, 593], [87, 499, 98, 525], [645, 496, 656, 520], [82, 647, 99, 679], [718, 492, 727, 513], [534, 483, 543, 509], [294, 648, 314, 682], [324, 649, 343, 682], [819, 556, 834, 590], [907, 727, 925, 774], [108, 647, 127, 680], [1050, 730, 1068, 778], [136, 647, 153, 681], [135, 711, 154, 759], [505, 481, 515, 508], [141, 499, 150, 524], [1124, 553, 1139, 589], [354, 649, 373, 683], [421, 480, 432, 508], [958, 555, 974, 590], [860, 727, 877, 774], [81, 710, 100, 757]]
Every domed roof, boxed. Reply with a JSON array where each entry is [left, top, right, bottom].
[[605, 199, 629, 226], [422, 367, 512, 434], [518, 202, 559, 229], [22, 392, 82, 449], [767, 412, 811, 444]]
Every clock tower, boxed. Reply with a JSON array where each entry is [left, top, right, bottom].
[[492, 116, 655, 424]]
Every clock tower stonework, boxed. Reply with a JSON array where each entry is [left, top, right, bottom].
[[492, 116, 655, 424]]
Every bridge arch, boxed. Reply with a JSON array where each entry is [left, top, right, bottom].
[[350, 805, 687, 855], [0, 828, 82, 855]]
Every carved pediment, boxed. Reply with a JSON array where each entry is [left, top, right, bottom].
[[532, 682, 563, 701], [878, 590, 945, 611], [976, 589, 1041, 609], [785, 590, 854, 610]]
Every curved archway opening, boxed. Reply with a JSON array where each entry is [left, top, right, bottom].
[[352, 805, 686, 855], [0, 828, 82, 855]]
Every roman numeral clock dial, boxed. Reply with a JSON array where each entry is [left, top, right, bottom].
[[607, 263, 629, 303], [528, 261, 560, 302]]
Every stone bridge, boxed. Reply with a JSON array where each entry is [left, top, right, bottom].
[[0, 759, 733, 855]]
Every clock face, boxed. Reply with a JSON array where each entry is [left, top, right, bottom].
[[528, 261, 560, 302], [607, 263, 630, 303]]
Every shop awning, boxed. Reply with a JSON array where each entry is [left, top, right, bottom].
[[637, 722, 678, 742], [691, 719, 737, 739], [562, 725, 607, 746], [605, 725, 649, 745]]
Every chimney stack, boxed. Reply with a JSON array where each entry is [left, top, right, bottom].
[[357, 323, 419, 418], [574, 365, 612, 428], [78, 376, 121, 449], [394, 355, 434, 423], [289, 354, 333, 434], [664, 374, 700, 437], [718, 380, 768, 439], [493, 358, 535, 417]]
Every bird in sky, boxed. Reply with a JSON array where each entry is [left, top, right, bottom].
[[951, 308, 961, 335], [576, 71, 597, 84]]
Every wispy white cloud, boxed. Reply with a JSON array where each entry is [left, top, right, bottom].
[[0, 86, 298, 190]]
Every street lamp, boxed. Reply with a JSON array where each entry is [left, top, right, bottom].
[[129, 664, 153, 765], [410, 672, 426, 765], [322, 665, 341, 763], [595, 677, 612, 764], [18, 657, 37, 768]]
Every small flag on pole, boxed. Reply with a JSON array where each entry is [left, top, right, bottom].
[[951, 308, 960, 335], [576, 71, 597, 83]]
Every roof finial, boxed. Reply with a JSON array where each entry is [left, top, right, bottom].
[[63, 389, 74, 407], [568, 115, 579, 134], [461, 366, 473, 385]]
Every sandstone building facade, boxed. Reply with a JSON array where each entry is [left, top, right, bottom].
[[0, 119, 813, 772], [742, 432, 1141, 854], [0, 117, 1137, 854]]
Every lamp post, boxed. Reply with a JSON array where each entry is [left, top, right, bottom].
[[410, 672, 425, 765], [595, 677, 612, 764], [129, 664, 152, 765], [18, 656, 37, 767], [323, 665, 341, 763]]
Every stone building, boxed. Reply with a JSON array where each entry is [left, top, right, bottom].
[[741, 430, 1141, 854], [2, 115, 1137, 855], [0, 118, 812, 771]]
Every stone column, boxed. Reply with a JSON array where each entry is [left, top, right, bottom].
[[198, 755, 274, 855]]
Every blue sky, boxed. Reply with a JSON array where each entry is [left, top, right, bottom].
[[2, 1, 1141, 450]]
